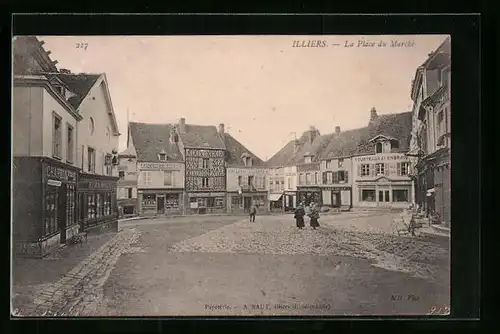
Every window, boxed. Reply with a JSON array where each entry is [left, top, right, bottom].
[[215, 197, 225, 208], [361, 189, 376, 202], [248, 175, 254, 187], [119, 171, 125, 180], [375, 142, 383, 153], [44, 189, 59, 236], [165, 194, 179, 209], [89, 117, 95, 135], [52, 113, 62, 158], [338, 171, 348, 183], [338, 158, 344, 168], [333, 171, 339, 184], [244, 157, 252, 167], [306, 173, 311, 185], [326, 160, 332, 169], [375, 163, 385, 175], [202, 177, 209, 188], [361, 164, 371, 176], [142, 171, 152, 185], [87, 147, 96, 173], [299, 174, 305, 185], [202, 158, 210, 168], [437, 110, 444, 126], [67, 124, 74, 163], [305, 156, 312, 164], [326, 172, 333, 184], [392, 189, 409, 202], [315, 172, 319, 184], [232, 196, 243, 208], [238, 175, 243, 186], [164, 171, 172, 186], [397, 162, 410, 176], [287, 177, 291, 189], [159, 153, 167, 161]]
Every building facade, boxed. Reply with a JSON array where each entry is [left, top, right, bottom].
[[12, 37, 83, 257], [319, 155, 353, 210], [413, 37, 451, 225]]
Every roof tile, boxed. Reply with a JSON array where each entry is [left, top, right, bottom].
[[129, 122, 183, 162]]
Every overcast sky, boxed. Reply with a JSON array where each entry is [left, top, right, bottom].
[[39, 35, 448, 160]]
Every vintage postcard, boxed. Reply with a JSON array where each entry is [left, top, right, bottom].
[[11, 34, 451, 317]]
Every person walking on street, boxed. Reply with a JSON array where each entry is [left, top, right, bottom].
[[308, 202, 320, 230], [294, 202, 306, 230], [249, 203, 257, 222]]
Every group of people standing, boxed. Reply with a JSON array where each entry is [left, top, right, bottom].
[[294, 202, 320, 230]]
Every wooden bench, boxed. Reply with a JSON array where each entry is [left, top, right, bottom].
[[69, 231, 88, 246]]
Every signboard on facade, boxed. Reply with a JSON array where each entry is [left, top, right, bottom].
[[322, 186, 351, 191], [228, 168, 268, 174], [47, 179, 62, 187], [78, 180, 116, 190], [284, 191, 296, 195], [44, 164, 77, 182], [353, 154, 407, 162], [138, 162, 182, 171], [297, 187, 321, 192], [187, 192, 225, 197]]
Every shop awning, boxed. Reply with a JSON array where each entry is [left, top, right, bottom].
[[269, 194, 283, 201]]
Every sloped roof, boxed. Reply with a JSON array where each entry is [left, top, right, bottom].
[[13, 36, 59, 74], [264, 140, 296, 167], [179, 124, 226, 149], [118, 145, 136, 157], [52, 73, 100, 109], [222, 133, 264, 167], [319, 112, 413, 160], [129, 122, 183, 162]]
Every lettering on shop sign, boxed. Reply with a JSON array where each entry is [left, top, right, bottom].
[[297, 187, 320, 192], [228, 168, 269, 174], [354, 154, 407, 162], [45, 164, 77, 182], [138, 162, 181, 171], [188, 192, 225, 197], [79, 181, 115, 189], [323, 187, 350, 191]]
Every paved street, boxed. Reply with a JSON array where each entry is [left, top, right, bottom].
[[12, 212, 450, 317]]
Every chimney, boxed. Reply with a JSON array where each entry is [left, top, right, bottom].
[[293, 139, 300, 154], [60, 68, 71, 74], [308, 126, 318, 143], [370, 107, 378, 122], [218, 123, 225, 135], [179, 117, 186, 133], [335, 126, 341, 135], [170, 126, 179, 143]]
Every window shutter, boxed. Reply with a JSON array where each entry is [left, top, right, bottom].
[[384, 163, 389, 176], [322, 172, 327, 184], [371, 164, 376, 176], [397, 163, 401, 176], [357, 164, 361, 176], [345, 171, 349, 183], [333, 172, 339, 184]]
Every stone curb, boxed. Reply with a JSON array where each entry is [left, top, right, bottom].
[[19, 228, 138, 316]]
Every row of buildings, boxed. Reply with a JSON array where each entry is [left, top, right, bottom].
[[12, 36, 121, 258], [116, 37, 451, 228]]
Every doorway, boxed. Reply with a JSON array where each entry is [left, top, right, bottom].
[[58, 183, 67, 244], [331, 192, 341, 207], [378, 189, 390, 206], [157, 196, 165, 214], [244, 196, 252, 212]]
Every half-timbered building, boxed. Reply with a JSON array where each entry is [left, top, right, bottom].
[[179, 118, 227, 214]]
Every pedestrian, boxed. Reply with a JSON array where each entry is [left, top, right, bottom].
[[249, 203, 257, 222], [294, 202, 306, 230], [308, 202, 320, 230]]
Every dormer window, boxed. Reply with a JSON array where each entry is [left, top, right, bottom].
[[158, 150, 167, 161], [244, 157, 252, 167], [376, 143, 383, 154]]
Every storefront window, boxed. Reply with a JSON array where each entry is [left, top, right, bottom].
[[87, 194, 97, 219], [66, 184, 76, 226], [44, 190, 59, 236], [96, 193, 102, 218], [232, 196, 243, 208], [197, 198, 207, 207], [361, 189, 376, 202], [393, 189, 409, 202], [105, 193, 111, 216], [254, 196, 265, 207], [165, 194, 179, 209], [215, 197, 225, 208]]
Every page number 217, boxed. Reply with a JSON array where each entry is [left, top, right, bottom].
[[76, 43, 88, 50]]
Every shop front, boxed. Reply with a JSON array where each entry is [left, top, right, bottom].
[[268, 192, 284, 212], [13, 157, 80, 258], [321, 186, 352, 209], [228, 191, 268, 214], [77, 173, 118, 234], [283, 191, 297, 212], [297, 187, 322, 207], [138, 188, 184, 216], [355, 179, 413, 209], [186, 191, 226, 215]]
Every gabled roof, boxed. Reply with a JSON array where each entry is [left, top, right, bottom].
[[222, 133, 264, 167], [129, 122, 183, 162], [13, 36, 59, 74], [179, 124, 226, 149], [264, 140, 296, 168], [318, 112, 413, 160], [118, 145, 136, 158], [52, 73, 100, 109]]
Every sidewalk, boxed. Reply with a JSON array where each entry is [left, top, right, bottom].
[[11, 231, 118, 315]]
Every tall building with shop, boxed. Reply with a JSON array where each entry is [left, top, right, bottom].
[[117, 145, 138, 216], [12, 36, 120, 257], [411, 37, 451, 225], [126, 122, 185, 216], [221, 123, 268, 214]]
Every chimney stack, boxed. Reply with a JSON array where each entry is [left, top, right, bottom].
[[370, 107, 378, 122], [179, 117, 186, 133], [335, 126, 341, 135], [218, 123, 225, 135], [293, 139, 300, 154]]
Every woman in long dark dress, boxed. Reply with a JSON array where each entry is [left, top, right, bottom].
[[294, 203, 306, 230], [309, 203, 320, 230]]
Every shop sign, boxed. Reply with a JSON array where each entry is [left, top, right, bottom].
[[138, 162, 182, 171], [190, 202, 199, 209], [79, 180, 116, 189], [188, 192, 225, 197], [284, 191, 296, 195], [323, 187, 350, 191], [228, 168, 269, 174], [47, 179, 62, 187], [297, 187, 320, 192], [45, 164, 77, 182], [353, 154, 407, 162]]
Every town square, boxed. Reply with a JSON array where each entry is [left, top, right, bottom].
[[11, 34, 451, 317]]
